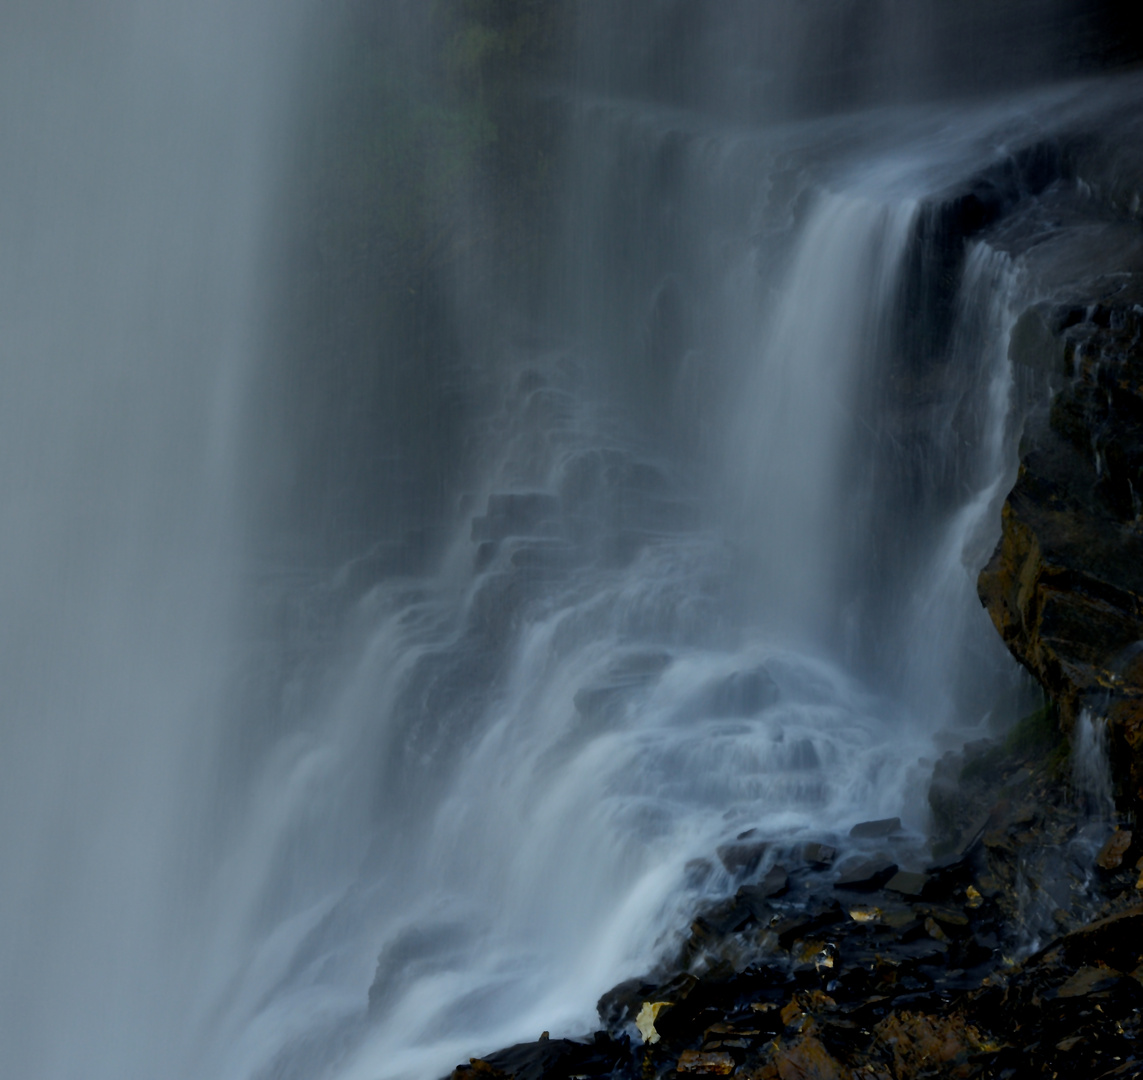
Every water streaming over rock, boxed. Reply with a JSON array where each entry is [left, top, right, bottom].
[[1073, 710, 1116, 821], [3, 4, 1143, 1080]]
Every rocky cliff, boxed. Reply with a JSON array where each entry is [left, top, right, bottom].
[[979, 274, 1143, 811]]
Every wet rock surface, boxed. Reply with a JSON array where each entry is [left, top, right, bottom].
[[446, 727, 1143, 1080], [979, 281, 1143, 810]]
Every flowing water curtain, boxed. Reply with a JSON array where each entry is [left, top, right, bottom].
[[0, 2, 309, 1078]]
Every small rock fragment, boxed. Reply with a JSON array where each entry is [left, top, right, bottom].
[[802, 842, 837, 867], [768, 1034, 846, 1080], [717, 840, 769, 876], [924, 916, 950, 943], [849, 817, 902, 839], [835, 857, 898, 891], [792, 939, 836, 971], [885, 870, 928, 897], [1057, 966, 1119, 998], [780, 991, 837, 1029], [874, 1012, 989, 1076], [738, 865, 790, 915], [704, 1021, 762, 1040], [676, 1050, 735, 1075], [1097, 828, 1133, 870], [695, 898, 753, 936], [919, 905, 969, 928], [982, 828, 1015, 853]]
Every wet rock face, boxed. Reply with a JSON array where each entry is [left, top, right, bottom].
[[978, 286, 1143, 805]]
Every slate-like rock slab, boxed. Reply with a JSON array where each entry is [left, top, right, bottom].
[[834, 857, 898, 891]]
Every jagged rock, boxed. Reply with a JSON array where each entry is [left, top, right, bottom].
[[775, 904, 846, 949], [872, 1011, 992, 1077], [802, 842, 837, 867], [1056, 903, 1143, 971], [758, 1033, 847, 1080], [717, 840, 769, 876], [760, 864, 791, 898], [849, 817, 901, 840], [834, 857, 898, 892], [694, 898, 754, 937], [1056, 965, 1121, 998], [736, 867, 790, 920], [675, 1049, 735, 1074], [1097, 828, 1134, 869], [884, 871, 929, 897]]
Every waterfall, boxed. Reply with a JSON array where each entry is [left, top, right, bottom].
[[1073, 710, 1116, 821], [2, 4, 1138, 1080], [200, 100, 1053, 1080]]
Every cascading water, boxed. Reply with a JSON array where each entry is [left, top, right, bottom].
[[215, 100, 1058, 1080], [4, 4, 1142, 1080]]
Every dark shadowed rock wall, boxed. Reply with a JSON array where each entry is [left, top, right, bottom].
[[977, 122, 1143, 811], [980, 288, 1143, 808]]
